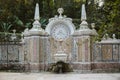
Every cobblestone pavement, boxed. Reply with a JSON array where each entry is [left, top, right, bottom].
[[0, 72, 120, 80]]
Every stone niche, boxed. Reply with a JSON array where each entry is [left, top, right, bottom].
[[45, 8, 75, 63], [49, 37, 73, 62]]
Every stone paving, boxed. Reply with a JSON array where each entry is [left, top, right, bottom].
[[0, 72, 120, 80]]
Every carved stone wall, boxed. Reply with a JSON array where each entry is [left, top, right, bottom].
[[72, 36, 92, 62], [48, 37, 72, 62], [93, 43, 120, 62]]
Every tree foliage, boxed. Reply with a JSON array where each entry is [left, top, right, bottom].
[[85, 0, 120, 39], [96, 0, 120, 39], [0, 0, 120, 39]]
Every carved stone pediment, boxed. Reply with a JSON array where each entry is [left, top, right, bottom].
[[45, 8, 75, 41]]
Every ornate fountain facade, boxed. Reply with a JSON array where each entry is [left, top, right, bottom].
[[21, 3, 97, 72], [0, 3, 120, 72]]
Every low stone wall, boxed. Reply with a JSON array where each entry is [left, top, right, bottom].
[[71, 62, 120, 72], [91, 62, 120, 72], [0, 63, 25, 72], [0, 62, 120, 73], [71, 62, 91, 70], [24, 62, 120, 73], [28, 63, 49, 72]]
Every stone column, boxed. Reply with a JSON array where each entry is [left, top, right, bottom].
[[72, 4, 98, 70], [71, 37, 78, 62], [28, 36, 39, 72], [23, 3, 49, 72], [27, 30, 48, 72], [23, 31, 31, 71], [46, 37, 51, 63], [38, 35, 49, 71], [24, 33, 48, 72], [18, 43, 24, 64]]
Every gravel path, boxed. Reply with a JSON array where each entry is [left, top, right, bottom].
[[0, 72, 120, 80]]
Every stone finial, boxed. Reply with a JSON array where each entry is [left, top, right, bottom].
[[81, 4, 87, 21], [79, 4, 88, 30], [91, 23, 98, 35], [30, 3, 42, 31], [102, 34, 106, 40], [34, 3, 40, 20], [102, 33, 109, 40], [91, 23, 95, 29], [57, 8, 64, 18], [11, 29, 16, 41], [21, 32, 25, 43], [112, 34, 116, 39], [74, 4, 98, 36], [13, 29, 16, 34]]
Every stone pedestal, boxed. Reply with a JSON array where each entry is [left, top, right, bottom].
[[29, 36, 40, 72]]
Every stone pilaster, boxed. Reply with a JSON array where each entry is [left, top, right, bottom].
[[18, 43, 24, 63], [27, 35, 48, 72], [22, 3, 49, 72], [72, 4, 98, 70]]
